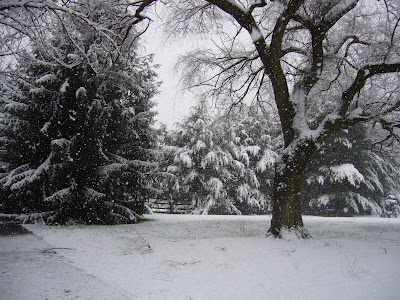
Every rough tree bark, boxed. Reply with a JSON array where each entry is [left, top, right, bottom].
[[269, 140, 319, 237]]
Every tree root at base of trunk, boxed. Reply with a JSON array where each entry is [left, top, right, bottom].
[[267, 225, 312, 239]]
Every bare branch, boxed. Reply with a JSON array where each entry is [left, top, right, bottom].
[[0, 0, 156, 71], [248, 0, 268, 15], [340, 63, 400, 117], [269, 0, 305, 145]]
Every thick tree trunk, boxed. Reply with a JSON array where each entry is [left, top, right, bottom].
[[268, 141, 318, 238], [268, 166, 309, 238]]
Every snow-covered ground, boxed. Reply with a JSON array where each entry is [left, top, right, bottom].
[[2, 214, 400, 299]]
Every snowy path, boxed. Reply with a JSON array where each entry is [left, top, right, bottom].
[[0, 231, 131, 300], [2, 214, 400, 299]]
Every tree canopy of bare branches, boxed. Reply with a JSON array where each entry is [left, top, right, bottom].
[[0, 0, 157, 75]]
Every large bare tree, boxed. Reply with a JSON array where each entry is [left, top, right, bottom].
[[168, 0, 400, 237]]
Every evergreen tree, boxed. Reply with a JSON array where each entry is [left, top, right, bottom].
[[162, 102, 225, 214], [0, 0, 158, 224], [161, 102, 276, 214], [220, 106, 281, 214], [303, 124, 400, 217]]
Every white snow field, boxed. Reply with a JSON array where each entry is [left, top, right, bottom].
[[2, 214, 400, 300]]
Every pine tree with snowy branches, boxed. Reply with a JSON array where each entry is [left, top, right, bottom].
[[219, 106, 281, 214], [161, 102, 275, 214], [0, 0, 158, 224], [303, 124, 400, 217], [161, 102, 222, 214]]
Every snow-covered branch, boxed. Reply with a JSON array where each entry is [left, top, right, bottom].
[[340, 63, 400, 118], [0, 0, 156, 72]]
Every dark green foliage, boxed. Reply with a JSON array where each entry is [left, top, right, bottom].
[[302, 124, 400, 217], [0, 1, 158, 224]]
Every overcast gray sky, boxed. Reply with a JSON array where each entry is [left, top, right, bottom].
[[143, 15, 198, 129]]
